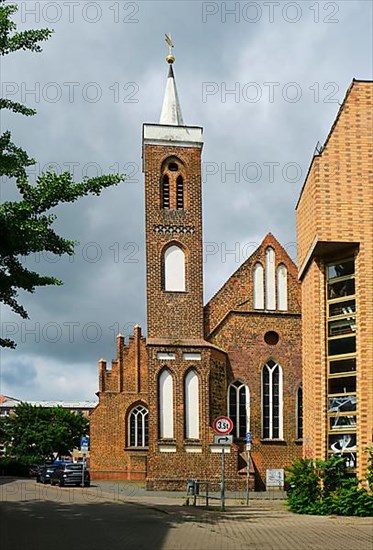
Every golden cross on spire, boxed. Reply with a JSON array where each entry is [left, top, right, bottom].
[[164, 33, 175, 64]]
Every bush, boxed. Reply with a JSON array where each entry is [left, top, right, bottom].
[[286, 456, 373, 517], [0, 456, 42, 477]]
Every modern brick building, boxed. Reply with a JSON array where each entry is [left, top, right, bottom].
[[90, 54, 302, 490], [296, 79, 373, 482]]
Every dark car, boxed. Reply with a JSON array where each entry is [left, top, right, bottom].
[[37, 464, 60, 484], [50, 463, 90, 487], [29, 464, 42, 478]]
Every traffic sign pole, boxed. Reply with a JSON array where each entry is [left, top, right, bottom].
[[221, 445, 225, 512], [213, 416, 233, 513], [245, 432, 252, 506], [246, 446, 251, 505]]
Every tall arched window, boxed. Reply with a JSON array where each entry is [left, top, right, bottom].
[[265, 247, 276, 310], [185, 369, 199, 439], [253, 262, 264, 309], [297, 386, 303, 440], [262, 360, 283, 439], [164, 245, 186, 291], [277, 264, 288, 311], [176, 175, 184, 210], [228, 380, 250, 438], [128, 405, 149, 447], [159, 369, 174, 438], [162, 174, 170, 209]]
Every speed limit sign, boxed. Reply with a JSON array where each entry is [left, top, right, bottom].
[[213, 416, 233, 435]]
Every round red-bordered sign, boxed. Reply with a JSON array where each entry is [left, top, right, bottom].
[[213, 416, 233, 435]]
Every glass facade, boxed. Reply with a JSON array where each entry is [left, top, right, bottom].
[[326, 258, 357, 470]]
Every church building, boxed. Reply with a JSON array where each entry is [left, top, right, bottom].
[[90, 51, 303, 490]]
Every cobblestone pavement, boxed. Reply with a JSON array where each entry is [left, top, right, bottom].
[[1, 478, 372, 550]]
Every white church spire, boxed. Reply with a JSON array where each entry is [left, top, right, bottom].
[[159, 34, 184, 126]]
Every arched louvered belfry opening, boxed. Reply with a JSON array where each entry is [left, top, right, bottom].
[[160, 156, 186, 210], [162, 174, 170, 208], [176, 175, 184, 209]]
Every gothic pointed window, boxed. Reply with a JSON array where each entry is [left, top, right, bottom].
[[162, 174, 170, 209], [159, 369, 174, 439], [228, 381, 250, 438], [262, 360, 283, 439], [176, 175, 184, 210], [185, 369, 199, 439], [128, 405, 149, 447], [164, 245, 186, 291], [253, 262, 264, 309], [265, 247, 276, 310], [277, 264, 288, 311]]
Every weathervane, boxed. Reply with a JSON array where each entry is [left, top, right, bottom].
[[164, 33, 175, 64]]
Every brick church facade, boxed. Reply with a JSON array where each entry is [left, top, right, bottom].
[[90, 55, 303, 490]]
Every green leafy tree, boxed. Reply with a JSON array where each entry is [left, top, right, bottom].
[[0, 0, 124, 348], [2, 403, 89, 461]]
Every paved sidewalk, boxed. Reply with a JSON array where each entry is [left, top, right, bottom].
[[89, 480, 373, 550]]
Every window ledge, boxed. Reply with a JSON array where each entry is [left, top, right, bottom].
[[295, 439, 303, 445], [124, 447, 149, 452], [260, 439, 287, 446]]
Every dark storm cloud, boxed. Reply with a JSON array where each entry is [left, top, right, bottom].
[[1, 0, 372, 399]]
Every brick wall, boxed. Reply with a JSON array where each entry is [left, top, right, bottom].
[[205, 234, 303, 488], [297, 80, 373, 479], [90, 328, 149, 480], [143, 144, 204, 340]]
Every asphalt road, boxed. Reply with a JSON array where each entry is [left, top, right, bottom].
[[0, 478, 175, 550], [1, 478, 372, 550]]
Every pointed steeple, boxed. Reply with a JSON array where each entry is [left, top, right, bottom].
[[159, 36, 184, 126]]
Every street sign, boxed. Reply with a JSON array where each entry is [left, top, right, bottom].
[[246, 431, 252, 444], [213, 434, 233, 445], [80, 435, 89, 451], [213, 416, 233, 435]]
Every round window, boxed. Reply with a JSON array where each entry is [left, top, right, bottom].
[[264, 331, 279, 345], [168, 162, 178, 172]]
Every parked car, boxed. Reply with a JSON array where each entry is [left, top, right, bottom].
[[50, 463, 90, 487], [37, 464, 60, 484], [29, 464, 42, 478]]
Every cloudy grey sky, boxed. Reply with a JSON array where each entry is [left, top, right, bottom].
[[1, 0, 372, 401]]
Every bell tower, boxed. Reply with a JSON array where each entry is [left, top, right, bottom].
[[142, 43, 204, 340]]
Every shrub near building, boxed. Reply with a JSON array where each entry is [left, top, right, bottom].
[[286, 453, 373, 517]]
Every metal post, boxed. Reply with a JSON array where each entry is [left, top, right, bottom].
[[206, 482, 209, 508], [221, 446, 225, 511], [82, 455, 85, 487], [246, 446, 251, 505]]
